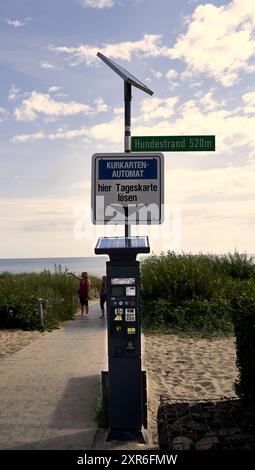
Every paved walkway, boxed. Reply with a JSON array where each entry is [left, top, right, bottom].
[[0, 302, 107, 450]]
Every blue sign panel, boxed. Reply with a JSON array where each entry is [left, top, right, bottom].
[[98, 158, 158, 180]]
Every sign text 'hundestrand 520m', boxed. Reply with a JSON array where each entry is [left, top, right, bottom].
[[131, 135, 215, 152], [91, 153, 164, 225]]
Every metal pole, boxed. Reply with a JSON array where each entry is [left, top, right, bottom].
[[124, 81, 132, 153], [124, 81, 132, 238], [38, 298, 44, 328]]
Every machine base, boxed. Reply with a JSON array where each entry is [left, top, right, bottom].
[[106, 427, 148, 443]]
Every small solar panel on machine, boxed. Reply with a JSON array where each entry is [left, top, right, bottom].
[[96, 236, 148, 250]]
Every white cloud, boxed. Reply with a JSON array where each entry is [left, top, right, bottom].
[[200, 91, 226, 111], [48, 1, 255, 88], [188, 81, 203, 89], [113, 106, 124, 115], [167, 160, 255, 203], [5, 17, 32, 28], [50, 34, 163, 66], [242, 91, 255, 114], [12, 87, 255, 156], [133, 97, 255, 158], [40, 62, 58, 70], [151, 69, 162, 80], [0, 196, 77, 225], [166, 69, 178, 80], [89, 116, 122, 142], [12, 127, 91, 143], [8, 84, 20, 102], [139, 96, 179, 122], [0, 193, 109, 258], [180, 70, 193, 80], [9, 94, 255, 255], [48, 86, 63, 93], [0, 107, 6, 122], [162, 161, 255, 253], [5, 19, 24, 28], [167, 0, 255, 87], [12, 132, 46, 143], [12, 115, 122, 143], [4, 164, 255, 257], [94, 97, 108, 113], [14, 91, 107, 121], [179, 201, 255, 254], [80, 0, 117, 8]]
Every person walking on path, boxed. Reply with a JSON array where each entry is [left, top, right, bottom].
[[99, 275, 107, 319], [68, 271, 91, 317]]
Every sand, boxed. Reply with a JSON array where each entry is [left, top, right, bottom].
[[0, 327, 238, 448], [144, 333, 238, 444], [0, 329, 42, 358]]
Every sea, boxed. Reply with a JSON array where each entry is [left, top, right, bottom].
[[0, 257, 108, 277], [1, 253, 253, 277]]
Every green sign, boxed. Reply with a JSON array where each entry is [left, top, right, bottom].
[[131, 135, 215, 152]]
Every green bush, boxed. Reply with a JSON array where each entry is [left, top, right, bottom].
[[214, 251, 255, 280], [0, 270, 100, 330], [140, 251, 254, 335], [230, 280, 255, 401], [141, 252, 230, 306], [141, 296, 233, 335]]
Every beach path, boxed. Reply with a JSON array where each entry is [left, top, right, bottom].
[[0, 302, 107, 450]]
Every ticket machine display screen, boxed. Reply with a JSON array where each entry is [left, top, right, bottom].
[[111, 286, 124, 297]]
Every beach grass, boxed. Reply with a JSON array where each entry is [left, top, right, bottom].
[[0, 268, 100, 330], [140, 251, 255, 337]]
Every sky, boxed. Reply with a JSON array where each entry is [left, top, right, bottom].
[[0, 0, 255, 258]]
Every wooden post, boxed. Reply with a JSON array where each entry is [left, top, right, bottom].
[[38, 299, 44, 328]]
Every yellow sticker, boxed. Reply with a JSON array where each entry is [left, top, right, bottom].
[[114, 315, 122, 321], [127, 328, 136, 334]]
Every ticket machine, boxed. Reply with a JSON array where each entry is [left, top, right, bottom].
[[95, 236, 150, 441]]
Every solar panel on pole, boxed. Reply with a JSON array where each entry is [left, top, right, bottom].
[[97, 52, 154, 238], [97, 52, 153, 96]]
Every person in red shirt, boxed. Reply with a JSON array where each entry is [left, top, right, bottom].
[[68, 271, 91, 317]]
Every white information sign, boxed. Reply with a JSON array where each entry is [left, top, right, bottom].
[[91, 153, 164, 225]]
